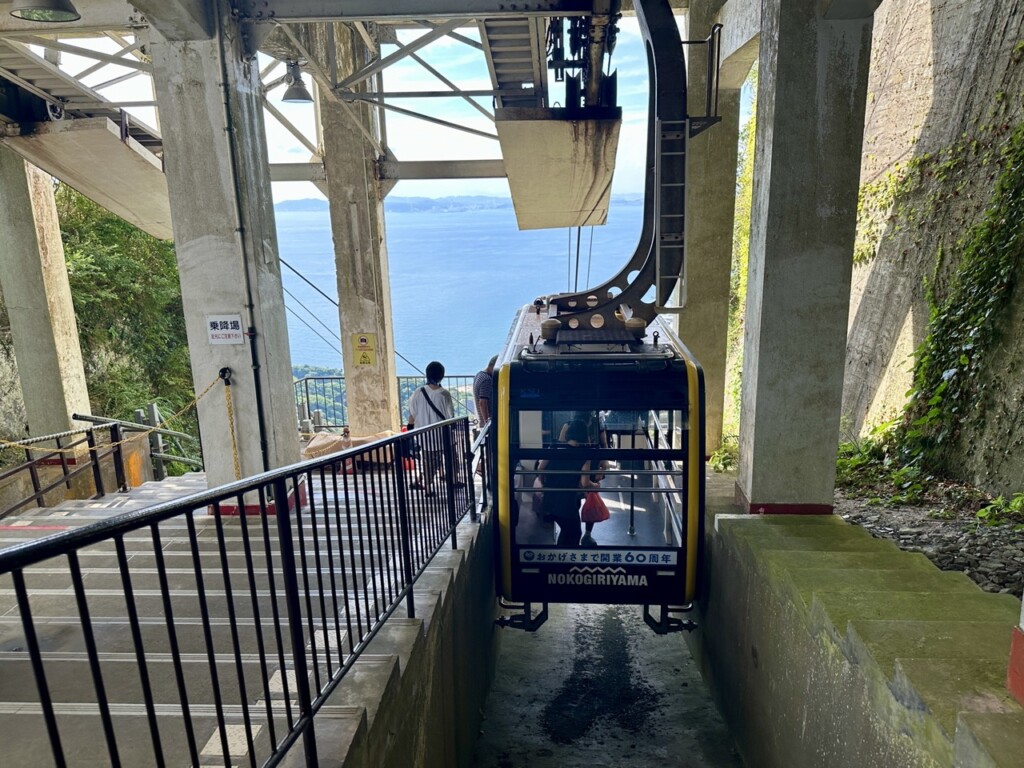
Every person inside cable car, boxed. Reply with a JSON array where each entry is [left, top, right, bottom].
[[534, 419, 599, 547]]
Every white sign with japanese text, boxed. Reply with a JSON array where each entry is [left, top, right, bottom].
[[206, 314, 245, 345]]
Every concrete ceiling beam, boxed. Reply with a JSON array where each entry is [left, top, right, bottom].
[[130, 1, 212, 40], [716, 0, 760, 88]]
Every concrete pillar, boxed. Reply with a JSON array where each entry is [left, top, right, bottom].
[[149, 19, 299, 487], [320, 29, 400, 437], [0, 149, 91, 436], [736, 2, 875, 513], [680, 61, 740, 455]]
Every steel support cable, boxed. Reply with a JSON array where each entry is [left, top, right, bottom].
[[586, 226, 595, 285], [282, 285, 345, 343], [278, 256, 423, 375], [574, 225, 582, 291], [284, 305, 343, 356]]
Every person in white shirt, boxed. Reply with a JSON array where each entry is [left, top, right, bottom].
[[406, 361, 455, 495]]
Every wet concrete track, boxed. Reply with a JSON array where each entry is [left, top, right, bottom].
[[472, 603, 742, 767]]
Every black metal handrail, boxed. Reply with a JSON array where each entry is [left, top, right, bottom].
[[0, 423, 128, 518], [0, 418, 477, 767], [74, 411, 204, 476]]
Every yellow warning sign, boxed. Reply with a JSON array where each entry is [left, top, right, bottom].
[[352, 333, 376, 366]]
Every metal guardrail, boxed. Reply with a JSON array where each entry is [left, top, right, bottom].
[[74, 410, 203, 478], [0, 417, 480, 767], [295, 375, 478, 430], [0, 423, 128, 519]]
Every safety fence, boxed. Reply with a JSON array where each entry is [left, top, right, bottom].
[[0, 423, 128, 519], [75, 410, 203, 479], [295, 374, 477, 430], [0, 417, 478, 767]]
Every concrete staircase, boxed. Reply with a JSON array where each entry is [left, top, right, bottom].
[[0, 472, 494, 767], [698, 479, 1024, 768]]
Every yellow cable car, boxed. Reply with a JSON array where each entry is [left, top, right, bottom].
[[488, 0, 721, 633], [493, 311, 705, 633]]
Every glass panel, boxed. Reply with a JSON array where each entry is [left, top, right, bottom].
[[511, 407, 688, 550]]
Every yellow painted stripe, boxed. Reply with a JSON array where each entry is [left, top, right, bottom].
[[496, 364, 513, 598], [684, 355, 701, 602]]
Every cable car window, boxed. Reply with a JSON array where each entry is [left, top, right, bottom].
[[511, 407, 689, 551]]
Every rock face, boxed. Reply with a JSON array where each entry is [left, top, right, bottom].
[[842, 0, 1024, 496]]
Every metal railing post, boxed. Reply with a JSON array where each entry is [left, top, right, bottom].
[[393, 441, 417, 619], [111, 424, 128, 492], [86, 429, 105, 497], [272, 476, 319, 766], [25, 447, 44, 508], [56, 435, 72, 490], [463, 422, 477, 521], [442, 424, 458, 550], [148, 403, 166, 480]]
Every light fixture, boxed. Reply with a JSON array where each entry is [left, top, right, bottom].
[[281, 62, 313, 104], [9, 0, 81, 22]]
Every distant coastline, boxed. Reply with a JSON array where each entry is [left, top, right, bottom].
[[275, 194, 644, 215]]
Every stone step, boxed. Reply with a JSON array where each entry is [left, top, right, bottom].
[[9, 563, 369, 595], [784, 566, 980, 608], [0, 522, 414, 559], [0, 586, 395, 627], [727, 515, 900, 553], [809, 590, 1022, 632], [0, 699, 320, 767], [954, 711, 1024, 768], [762, 549, 938, 573], [0, 651, 294, 707], [845, 619, 1016, 677], [891, 656, 1024, 740]]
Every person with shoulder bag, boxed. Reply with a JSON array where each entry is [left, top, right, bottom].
[[406, 361, 455, 496]]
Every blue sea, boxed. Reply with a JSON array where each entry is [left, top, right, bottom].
[[275, 201, 644, 376]]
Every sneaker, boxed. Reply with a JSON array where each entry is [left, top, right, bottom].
[[580, 533, 597, 547], [409, 481, 425, 490]]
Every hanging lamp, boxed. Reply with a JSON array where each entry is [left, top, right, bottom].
[[10, 0, 81, 22]]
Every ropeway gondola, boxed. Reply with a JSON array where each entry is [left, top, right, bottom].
[[490, 0, 722, 634]]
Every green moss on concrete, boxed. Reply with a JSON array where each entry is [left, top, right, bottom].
[[810, 591, 1022, 631], [893, 657, 1024, 738], [702, 506, 1024, 767], [784, 567, 979, 609], [955, 712, 1024, 768], [846, 620, 1015, 677], [721, 517, 899, 559], [762, 549, 936, 573]]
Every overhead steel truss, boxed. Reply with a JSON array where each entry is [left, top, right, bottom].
[[0, 1, 625, 187]]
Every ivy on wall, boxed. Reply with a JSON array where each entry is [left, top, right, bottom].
[[900, 120, 1024, 470]]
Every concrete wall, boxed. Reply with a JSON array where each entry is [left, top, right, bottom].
[[842, 0, 1024, 493], [299, 514, 498, 768], [689, 474, 1023, 767]]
